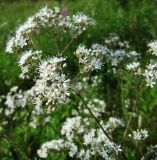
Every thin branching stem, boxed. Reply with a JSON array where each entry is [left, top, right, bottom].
[[29, 36, 37, 50], [61, 37, 74, 54], [121, 83, 142, 145], [72, 89, 128, 160], [76, 91, 112, 140], [122, 101, 136, 144]]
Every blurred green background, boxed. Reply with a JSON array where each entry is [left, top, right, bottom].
[[1, 0, 157, 159]]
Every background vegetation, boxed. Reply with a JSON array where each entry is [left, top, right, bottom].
[[0, 0, 157, 159]]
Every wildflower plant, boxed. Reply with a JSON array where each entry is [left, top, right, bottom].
[[1, 5, 157, 160]]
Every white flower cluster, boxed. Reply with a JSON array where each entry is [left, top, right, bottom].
[[37, 139, 66, 158], [124, 99, 131, 108], [37, 116, 123, 159], [61, 116, 86, 140], [143, 63, 157, 88], [129, 129, 149, 142], [107, 50, 139, 67], [75, 41, 139, 73], [127, 62, 157, 88], [31, 57, 70, 111], [104, 117, 124, 132], [126, 62, 140, 71], [98, 34, 140, 69], [72, 12, 95, 35], [75, 44, 105, 72], [105, 33, 130, 49], [35, 6, 60, 27], [126, 41, 157, 88], [1, 86, 51, 128], [4, 86, 30, 116], [18, 50, 42, 79], [83, 128, 122, 159], [35, 7, 95, 36], [147, 144, 157, 158], [74, 98, 106, 118], [6, 16, 38, 53], [148, 41, 157, 56], [5, 6, 95, 112], [75, 75, 102, 91], [92, 75, 103, 86], [6, 6, 95, 54]]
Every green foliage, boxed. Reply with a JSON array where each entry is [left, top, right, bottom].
[[0, 0, 157, 159]]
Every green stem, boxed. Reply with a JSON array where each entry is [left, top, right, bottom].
[[121, 83, 142, 145], [61, 37, 74, 55], [72, 89, 128, 160]]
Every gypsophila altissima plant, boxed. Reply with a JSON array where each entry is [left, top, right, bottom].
[[5, 6, 96, 112], [1, 5, 157, 160], [126, 41, 157, 88]]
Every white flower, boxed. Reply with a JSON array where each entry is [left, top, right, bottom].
[[16, 16, 37, 35], [6, 35, 28, 53], [5, 37, 15, 53], [68, 143, 78, 157], [6, 16, 37, 54], [61, 116, 84, 140], [129, 129, 149, 142], [148, 41, 157, 56], [75, 44, 104, 71], [143, 63, 157, 88], [37, 139, 66, 158], [18, 50, 42, 79], [35, 6, 58, 27], [91, 57, 103, 70], [126, 60, 157, 88], [72, 13, 95, 35], [83, 129, 96, 145], [6, 6, 95, 54], [126, 62, 140, 71], [73, 12, 95, 24], [105, 117, 124, 132], [109, 49, 126, 67], [18, 50, 42, 66], [76, 98, 106, 118], [92, 43, 109, 55], [4, 86, 31, 116], [38, 116, 122, 159], [31, 57, 70, 111], [78, 149, 91, 160], [147, 144, 157, 157], [37, 147, 48, 158]]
